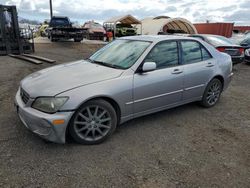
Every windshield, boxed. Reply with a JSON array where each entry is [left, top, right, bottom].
[[50, 18, 70, 27], [89, 39, 151, 69], [92, 23, 103, 28], [206, 35, 234, 46]]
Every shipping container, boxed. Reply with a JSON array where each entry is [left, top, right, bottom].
[[233, 26, 250, 33], [194, 23, 234, 38]]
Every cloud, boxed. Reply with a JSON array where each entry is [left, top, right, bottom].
[[165, 6, 177, 12], [0, 0, 249, 25], [239, 1, 250, 9], [224, 9, 250, 22]]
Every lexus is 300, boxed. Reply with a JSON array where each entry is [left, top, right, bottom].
[[15, 35, 233, 144]]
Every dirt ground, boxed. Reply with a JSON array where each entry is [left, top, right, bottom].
[[0, 42, 249, 188]]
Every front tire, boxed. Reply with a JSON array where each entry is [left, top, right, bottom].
[[69, 99, 117, 145], [200, 78, 222, 108], [74, 38, 82, 42], [50, 35, 55, 42]]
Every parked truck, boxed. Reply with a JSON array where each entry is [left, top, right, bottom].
[[47, 16, 87, 42]]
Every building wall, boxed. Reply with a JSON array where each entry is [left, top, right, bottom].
[[193, 23, 234, 38]]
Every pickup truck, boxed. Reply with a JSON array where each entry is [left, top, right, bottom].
[[115, 23, 137, 37], [103, 23, 137, 37], [47, 16, 87, 42]]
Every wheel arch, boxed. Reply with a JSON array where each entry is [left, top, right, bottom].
[[212, 75, 225, 90], [65, 95, 121, 142]]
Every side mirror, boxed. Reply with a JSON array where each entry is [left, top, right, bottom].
[[142, 62, 156, 72]]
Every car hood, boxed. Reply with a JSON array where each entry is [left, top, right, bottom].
[[21, 60, 124, 98]]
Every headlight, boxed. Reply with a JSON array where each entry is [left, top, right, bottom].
[[32, 97, 68, 113], [245, 49, 250, 56]]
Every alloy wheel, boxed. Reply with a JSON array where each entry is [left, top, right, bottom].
[[73, 105, 112, 141], [206, 81, 221, 106]]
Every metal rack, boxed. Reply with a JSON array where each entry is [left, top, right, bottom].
[[0, 5, 34, 55]]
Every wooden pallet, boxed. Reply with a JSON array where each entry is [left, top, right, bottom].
[[8, 54, 56, 65], [9, 54, 43, 64], [22, 54, 56, 63]]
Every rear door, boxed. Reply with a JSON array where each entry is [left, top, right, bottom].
[[180, 40, 215, 101]]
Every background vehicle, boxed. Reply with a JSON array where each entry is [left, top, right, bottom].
[[15, 36, 233, 145], [240, 37, 250, 49], [39, 24, 49, 37], [116, 23, 137, 37], [238, 38, 250, 63], [47, 16, 87, 42], [244, 48, 250, 63], [83, 21, 106, 40], [190, 34, 244, 64], [103, 23, 137, 37]]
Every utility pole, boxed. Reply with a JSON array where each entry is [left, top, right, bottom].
[[49, 0, 53, 19]]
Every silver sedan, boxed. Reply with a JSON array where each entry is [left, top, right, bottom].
[[15, 35, 233, 144]]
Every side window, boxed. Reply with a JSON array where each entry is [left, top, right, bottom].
[[201, 46, 212, 61], [144, 41, 178, 69], [181, 41, 202, 64]]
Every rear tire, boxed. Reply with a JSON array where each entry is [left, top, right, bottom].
[[69, 99, 117, 145], [200, 78, 222, 108]]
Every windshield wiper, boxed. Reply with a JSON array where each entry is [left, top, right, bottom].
[[86, 58, 124, 69]]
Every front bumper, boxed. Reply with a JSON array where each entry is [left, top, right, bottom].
[[15, 89, 74, 144]]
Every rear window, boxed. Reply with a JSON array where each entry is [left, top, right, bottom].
[[241, 38, 250, 45], [206, 36, 234, 46], [190, 36, 205, 41], [50, 18, 70, 26]]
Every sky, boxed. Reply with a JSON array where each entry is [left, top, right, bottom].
[[0, 0, 250, 25]]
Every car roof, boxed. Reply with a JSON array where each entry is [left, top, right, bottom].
[[121, 35, 199, 42], [190, 34, 226, 38]]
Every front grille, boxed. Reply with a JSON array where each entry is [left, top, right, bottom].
[[126, 29, 136, 34], [20, 88, 30, 104], [93, 32, 104, 36]]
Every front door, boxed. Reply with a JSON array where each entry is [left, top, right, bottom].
[[133, 40, 184, 115]]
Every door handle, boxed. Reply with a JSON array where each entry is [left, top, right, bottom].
[[172, 69, 183, 74], [206, 62, 214, 67]]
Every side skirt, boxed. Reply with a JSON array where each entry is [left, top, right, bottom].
[[120, 96, 202, 124]]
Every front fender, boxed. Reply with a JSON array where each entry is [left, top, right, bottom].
[[57, 75, 133, 121]]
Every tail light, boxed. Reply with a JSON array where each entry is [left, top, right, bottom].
[[239, 48, 244, 55], [216, 47, 225, 52]]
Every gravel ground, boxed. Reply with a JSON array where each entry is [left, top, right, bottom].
[[0, 42, 249, 188]]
